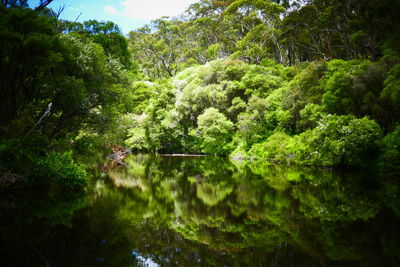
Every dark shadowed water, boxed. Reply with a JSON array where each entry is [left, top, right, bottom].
[[1, 154, 400, 266]]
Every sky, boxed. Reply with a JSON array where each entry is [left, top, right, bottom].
[[28, 0, 199, 34]]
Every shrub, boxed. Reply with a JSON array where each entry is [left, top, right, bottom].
[[36, 152, 88, 190], [236, 96, 270, 147], [307, 115, 382, 167], [381, 63, 400, 105], [379, 125, 400, 168], [247, 115, 382, 167], [298, 104, 326, 131], [0, 139, 34, 172], [248, 132, 293, 163], [195, 108, 234, 155]]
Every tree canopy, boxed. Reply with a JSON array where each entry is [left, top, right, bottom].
[[1, 0, 400, 191]]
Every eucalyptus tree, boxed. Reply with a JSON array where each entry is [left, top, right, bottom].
[[1, 0, 53, 10], [223, 0, 286, 63], [61, 20, 133, 70], [129, 19, 190, 79], [0, 6, 131, 140]]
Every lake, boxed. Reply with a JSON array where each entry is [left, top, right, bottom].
[[1, 154, 399, 266]]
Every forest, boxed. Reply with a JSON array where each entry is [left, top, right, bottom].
[[1, 0, 400, 191]]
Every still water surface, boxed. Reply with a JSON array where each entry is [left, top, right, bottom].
[[1, 155, 399, 266]]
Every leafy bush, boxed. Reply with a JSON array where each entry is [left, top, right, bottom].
[[194, 108, 234, 155], [379, 125, 400, 168], [320, 59, 386, 118], [0, 139, 34, 172], [276, 62, 325, 133], [124, 114, 150, 151], [380, 63, 400, 126], [306, 115, 382, 167], [236, 96, 270, 147], [298, 104, 326, 131], [249, 132, 293, 163], [247, 115, 382, 167], [230, 141, 249, 160], [36, 152, 88, 190], [382, 64, 400, 105]]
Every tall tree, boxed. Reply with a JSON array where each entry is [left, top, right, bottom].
[[62, 20, 133, 69], [1, 0, 53, 10]]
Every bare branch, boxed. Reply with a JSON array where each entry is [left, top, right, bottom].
[[34, 0, 53, 11], [55, 4, 65, 19], [74, 11, 82, 23]]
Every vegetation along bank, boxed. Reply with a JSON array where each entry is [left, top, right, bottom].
[[1, 0, 400, 191]]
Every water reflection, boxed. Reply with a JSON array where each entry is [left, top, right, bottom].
[[1, 155, 399, 266]]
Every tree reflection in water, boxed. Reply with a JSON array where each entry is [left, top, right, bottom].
[[1, 155, 399, 266]]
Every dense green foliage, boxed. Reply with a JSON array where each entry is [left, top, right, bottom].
[[124, 58, 399, 168], [1, 1, 400, 264], [35, 151, 88, 190], [195, 107, 234, 154], [1, 0, 400, 192], [0, 4, 134, 188], [129, 0, 400, 78], [123, 0, 400, 168]]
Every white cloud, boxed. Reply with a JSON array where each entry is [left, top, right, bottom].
[[120, 0, 198, 20], [67, 6, 80, 12], [105, 5, 119, 15]]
